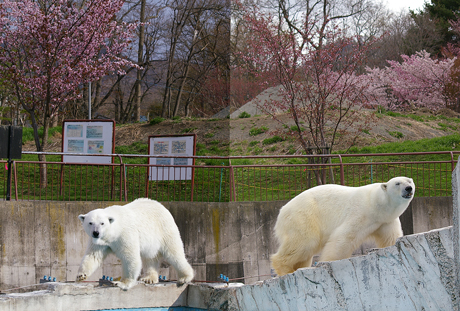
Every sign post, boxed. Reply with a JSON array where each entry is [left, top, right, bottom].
[[0, 126, 23, 200]]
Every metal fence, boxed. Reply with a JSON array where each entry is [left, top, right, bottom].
[[1, 151, 459, 202]]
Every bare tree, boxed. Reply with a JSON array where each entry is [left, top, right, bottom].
[[160, 0, 230, 118], [65, 0, 164, 123]]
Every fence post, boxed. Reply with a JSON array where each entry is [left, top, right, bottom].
[[13, 161, 18, 200], [229, 160, 236, 202], [338, 155, 345, 185]]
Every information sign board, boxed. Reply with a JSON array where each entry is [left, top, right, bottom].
[[62, 120, 115, 164], [148, 134, 196, 181]]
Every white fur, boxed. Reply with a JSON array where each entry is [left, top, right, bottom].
[[271, 177, 415, 276], [76, 198, 194, 290]]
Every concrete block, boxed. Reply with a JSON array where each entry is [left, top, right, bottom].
[[412, 196, 453, 233], [192, 263, 206, 282], [2, 202, 35, 266], [208, 227, 458, 311], [34, 202, 51, 268], [0, 282, 190, 311]]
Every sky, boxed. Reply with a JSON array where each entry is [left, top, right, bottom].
[[385, 0, 427, 12]]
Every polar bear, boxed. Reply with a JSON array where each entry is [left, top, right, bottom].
[[271, 177, 415, 276], [76, 198, 194, 290]]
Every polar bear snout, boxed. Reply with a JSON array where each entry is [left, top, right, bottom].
[[92, 231, 100, 238], [402, 186, 414, 199], [402, 185, 413, 198]]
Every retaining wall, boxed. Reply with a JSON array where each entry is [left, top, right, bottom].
[[0, 196, 453, 290], [1, 159, 460, 310]]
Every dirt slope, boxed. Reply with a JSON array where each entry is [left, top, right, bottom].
[[25, 108, 460, 155]]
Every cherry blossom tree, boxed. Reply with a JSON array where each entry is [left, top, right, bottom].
[[0, 0, 137, 186], [238, 3, 378, 184], [365, 51, 456, 111], [0, 0, 136, 151]]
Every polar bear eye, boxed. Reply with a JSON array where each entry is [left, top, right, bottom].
[[89, 222, 93, 225], [101, 222, 104, 225], [395, 182, 400, 186]]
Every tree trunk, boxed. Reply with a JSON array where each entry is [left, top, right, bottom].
[[39, 113, 51, 188], [134, 0, 145, 122]]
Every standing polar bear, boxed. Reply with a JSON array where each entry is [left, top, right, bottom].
[[271, 177, 415, 276], [76, 198, 194, 290]]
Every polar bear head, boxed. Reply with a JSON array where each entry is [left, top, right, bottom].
[[79, 209, 115, 245], [381, 176, 415, 201]]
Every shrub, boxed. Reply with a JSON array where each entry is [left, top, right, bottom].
[[388, 131, 404, 139], [150, 117, 164, 125], [249, 126, 268, 136], [238, 111, 251, 118], [290, 125, 306, 132], [262, 136, 284, 145], [181, 127, 197, 133]]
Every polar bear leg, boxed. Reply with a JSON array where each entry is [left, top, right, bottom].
[[76, 244, 112, 281], [371, 218, 403, 248], [113, 242, 142, 290], [293, 258, 313, 271], [271, 243, 315, 276], [320, 225, 364, 262], [140, 255, 162, 284], [162, 244, 194, 284]]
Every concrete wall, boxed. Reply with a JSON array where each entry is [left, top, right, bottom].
[[0, 196, 453, 290]]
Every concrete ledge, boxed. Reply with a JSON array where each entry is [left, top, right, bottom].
[[0, 282, 190, 311], [1, 227, 457, 311]]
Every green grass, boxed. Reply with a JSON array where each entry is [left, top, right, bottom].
[[22, 126, 62, 144], [343, 134, 460, 156]]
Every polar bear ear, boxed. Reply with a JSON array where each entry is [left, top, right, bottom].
[[381, 183, 387, 191], [108, 217, 114, 224], [78, 214, 86, 223]]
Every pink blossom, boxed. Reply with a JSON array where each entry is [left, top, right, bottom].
[[0, 0, 137, 118], [0, 0, 137, 152], [365, 51, 456, 111]]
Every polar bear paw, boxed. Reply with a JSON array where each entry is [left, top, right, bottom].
[[176, 274, 193, 285], [140, 275, 159, 284], [113, 279, 137, 291], [76, 273, 87, 282]]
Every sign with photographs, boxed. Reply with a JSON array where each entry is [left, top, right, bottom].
[[62, 120, 115, 164], [148, 134, 196, 181]]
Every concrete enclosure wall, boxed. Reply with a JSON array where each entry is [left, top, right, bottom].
[[0, 197, 453, 290]]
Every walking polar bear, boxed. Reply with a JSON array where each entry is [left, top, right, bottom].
[[76, 198, 194, 290], [271, 177, 415, 276]]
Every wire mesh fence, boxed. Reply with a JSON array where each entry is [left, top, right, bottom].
[[1, 151, 458, 202]]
